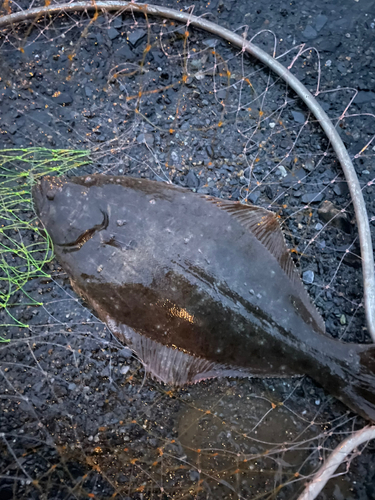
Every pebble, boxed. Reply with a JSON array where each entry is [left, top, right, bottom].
[[303, 159, 315, 172], [203, 38, 218, 48], [354, 91, 375, 104], [186, 170, 200, 188], [315, 14, 328, 32], [107, 27, 119, 40], [112, 17, 122, 29], [128, 28, 146, 48], [291, 111, 305, 124], [301, 192, 324, 203], [302, 270, 314, 284], [54, 92, 73, 105], [137, 133, 154, 147], [340, 314, 346, 325], [277, 165, 288, 177], [120, 365, 130, 375], [302, 25, 318, 40], [315, 223, 323, 231]]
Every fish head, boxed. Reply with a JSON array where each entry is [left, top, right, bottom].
[[32, 175, 104, 248]]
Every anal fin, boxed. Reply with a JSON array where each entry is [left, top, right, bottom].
[[106, 319, 301, 385]]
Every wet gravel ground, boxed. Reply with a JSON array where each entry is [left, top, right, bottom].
[[0, 0, 375, 499]]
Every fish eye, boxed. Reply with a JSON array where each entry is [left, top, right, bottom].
[[46, 190, 55, 201]]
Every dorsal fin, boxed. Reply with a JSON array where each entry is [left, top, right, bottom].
[[204, 197, 325, 334]]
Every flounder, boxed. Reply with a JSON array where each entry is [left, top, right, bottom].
[[32, 175, 375, 421]]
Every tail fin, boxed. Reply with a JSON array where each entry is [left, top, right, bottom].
[[331, 344, 375, 422]]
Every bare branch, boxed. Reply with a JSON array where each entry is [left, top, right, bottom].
[[298, 425, 375, 500]]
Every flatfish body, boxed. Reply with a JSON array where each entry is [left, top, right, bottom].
[[33, 175, 375, 421]]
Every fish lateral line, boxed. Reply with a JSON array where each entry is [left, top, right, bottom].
[[57, 209, 109, 252]]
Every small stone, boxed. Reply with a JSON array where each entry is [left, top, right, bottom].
[[111, 16, 121, 28], [303, 159, 315, 172], [248, 191, 260, 204], [189, 469, 200, 481], [107, 27, 119, 40], [128, 28, 147, 48], [315, 223, 323, 230], [301, 192, 324, 203], [354, 91, 375, 104], [85, 87, 93, 97], [337, 62, 346, 74], [315, 14, 328, 32], [315, 399, 321, 406], [269, 122, 276, 128], [302, 25, 318, 40], [302, 270, 314, 284], [203, 38, 218, 48], [277, 165, 288, 177], [120, 365, 130, 375], [340, 314, 346, 325], [185, 170, 200, 189], [116, 219, 126, 226], [291, 111, 305, 124], [361, 170, 370, 175], [54, 92, 73, 105], [325, 60, 332, 67], [68, 383, 76, 391]]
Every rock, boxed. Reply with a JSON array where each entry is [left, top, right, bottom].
[[318, 201, 351, 233], [315, 14, 328, 32], [302, 25, 318, 40], [303, 159, 315, 172], [120, 365, 130, 375], [54, 92, 73, 105], [203, 38, 218, 48], [112, 17, 122, 29], [248, 191, 260, 204], [185, 170, 200, 189], [291, 110, 305, 123], [315, 223, 323, 230], [301, 192, 324, 203], [354, 91, 375, 104], [107, 27, 119, 40], [137, 133, 154, 147], [128, 28, 147, 48], [340, 314, 346, 325], [302, 270, 314, 284], [277, 165, 288, 177]]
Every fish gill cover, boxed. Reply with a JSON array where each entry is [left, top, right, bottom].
[[0, 1, 375, 499]]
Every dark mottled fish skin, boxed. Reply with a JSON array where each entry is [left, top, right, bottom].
[[32, 175, 375, 422]]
